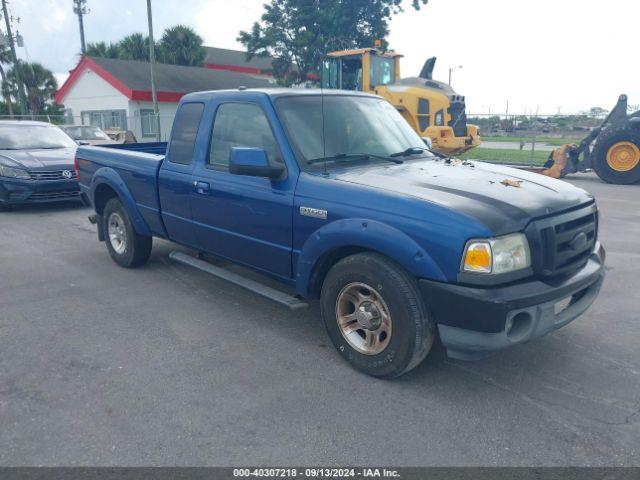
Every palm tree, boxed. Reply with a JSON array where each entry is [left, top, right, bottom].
[[158, 25, 205, 66], [85, 41, 121, 59], [4, 62, 58, 117], [118, 33, 151, 61], [0, 44, 14, 117]]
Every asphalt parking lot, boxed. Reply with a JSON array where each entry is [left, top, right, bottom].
[[0, 173, 638, 466]]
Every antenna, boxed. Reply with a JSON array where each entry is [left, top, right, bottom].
[[320, 57, 328, 176]]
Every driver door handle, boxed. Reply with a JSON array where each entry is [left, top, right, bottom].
[[194, 180, 210, 194]]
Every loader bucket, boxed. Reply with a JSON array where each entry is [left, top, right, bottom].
[[541, 144, 574, 179]]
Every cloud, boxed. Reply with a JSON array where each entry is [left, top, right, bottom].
[[9, 0, 640, 114]]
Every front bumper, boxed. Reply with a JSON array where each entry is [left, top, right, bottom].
[[0, 177, 81, 205], [419, 242, 605, 360]]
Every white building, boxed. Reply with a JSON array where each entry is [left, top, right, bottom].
[[55, 56, 274, 142]]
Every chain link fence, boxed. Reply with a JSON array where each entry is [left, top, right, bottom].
[[462, 112, 602, 166], [0, 111, 605, 166]]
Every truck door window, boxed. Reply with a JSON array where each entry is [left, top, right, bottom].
[[208, 103, 283, 169], [167, 102, 204, 165]]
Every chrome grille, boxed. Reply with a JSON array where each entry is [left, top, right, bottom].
[[30, 170, 77, 181]]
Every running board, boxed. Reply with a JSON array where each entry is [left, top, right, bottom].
[[169, 251, 308, 311]]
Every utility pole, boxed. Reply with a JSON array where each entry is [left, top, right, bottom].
[[72, 0, 88, 55], [146, 0, 161, 141], [448, 65, 462, 85], [505, 99, 509, 132], [2, 0, 25, 115]]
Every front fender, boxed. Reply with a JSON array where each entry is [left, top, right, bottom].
[[90, 167, 152, 237], [295, 218, 447, 297]]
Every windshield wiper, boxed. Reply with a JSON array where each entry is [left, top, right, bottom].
[[307, 152, 403, 165], [389, 147, 430, 157]]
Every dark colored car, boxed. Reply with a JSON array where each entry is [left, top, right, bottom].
[[0, 121, 81, 210]]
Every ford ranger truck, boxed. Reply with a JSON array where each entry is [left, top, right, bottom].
[[76, 89, 605, 378]]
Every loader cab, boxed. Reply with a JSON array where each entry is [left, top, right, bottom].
[[322, 49, 402, 93]]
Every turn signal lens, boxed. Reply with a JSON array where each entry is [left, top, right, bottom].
[[463, 242, 492, 273]]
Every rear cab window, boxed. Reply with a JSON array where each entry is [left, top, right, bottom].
[[167, 102, 204, 165]]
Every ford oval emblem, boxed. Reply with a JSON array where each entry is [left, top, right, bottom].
[[569, 231, 588, 251], [62, 170, 73, 179]]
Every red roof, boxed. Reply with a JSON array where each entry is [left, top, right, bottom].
[[55, 56, 273, 104]]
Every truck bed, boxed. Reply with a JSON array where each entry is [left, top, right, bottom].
[[103, 142, 168, 156], [76, 144, 165, 235]]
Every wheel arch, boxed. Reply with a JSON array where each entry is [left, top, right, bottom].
[[90, 167, 152, 236], [296, 218, 447, 299]]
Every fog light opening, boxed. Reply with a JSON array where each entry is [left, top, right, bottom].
[[506, 312, 533, 341]]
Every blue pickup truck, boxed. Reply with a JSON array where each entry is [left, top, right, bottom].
[[77, 89, 605, 378]]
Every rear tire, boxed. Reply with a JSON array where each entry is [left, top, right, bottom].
[[592, 127, 640, 184], [320, 252, 434, 378], [102, 198, 152, 268]]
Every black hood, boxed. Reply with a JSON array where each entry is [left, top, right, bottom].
[[331, 158, 594, 235]]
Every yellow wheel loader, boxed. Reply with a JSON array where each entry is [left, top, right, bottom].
[[542, 94, 640, 185], [322, 48, 480, 156]]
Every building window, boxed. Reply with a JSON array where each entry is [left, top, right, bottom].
[[80, 110, 127, 131], [140, 109, 158, 137]]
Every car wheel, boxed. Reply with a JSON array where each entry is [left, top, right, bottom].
[[320, 252, 434, 378], [102, 197, 152, 268], [0, 203, 12, 212]]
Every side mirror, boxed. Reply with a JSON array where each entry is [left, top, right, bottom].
[[229, 147, 284, 179], [77, 140, 90, 146], [422, 137, 433, 150]]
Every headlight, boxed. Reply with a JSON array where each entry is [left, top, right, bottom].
[[0, 164, 30, 179], [462, 233, 531, 274]]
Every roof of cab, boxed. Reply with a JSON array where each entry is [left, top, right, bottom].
[[181, 88, 380, 102]]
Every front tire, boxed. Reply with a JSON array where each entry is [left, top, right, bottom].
[[102, 198, 152, 268], [320, 253, 434, 378]]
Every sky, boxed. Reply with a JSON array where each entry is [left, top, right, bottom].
[[9, 0, 640, 115]]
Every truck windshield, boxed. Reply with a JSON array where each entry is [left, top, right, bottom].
[[276, 95, 432, 171], [0, 125, 77, 150]]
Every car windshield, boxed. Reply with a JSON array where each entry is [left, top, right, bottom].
[[63, 126, 110, 141], [0, 125, 77, 150], [276, 95, 433, 171]]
